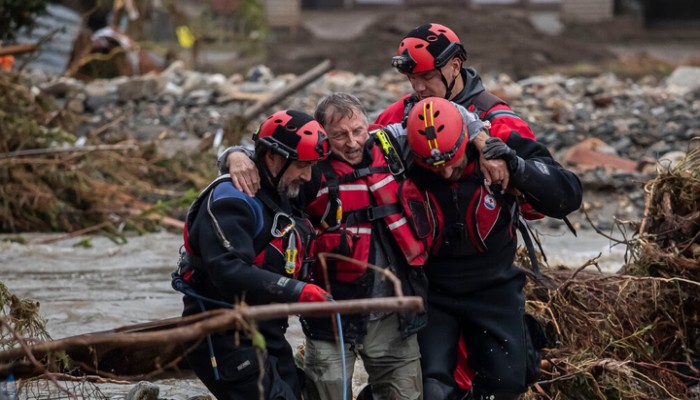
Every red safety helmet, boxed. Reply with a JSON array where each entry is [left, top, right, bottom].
[[392, 23, 467, 74], [406, 97, 467, 169], [254, 110, 330, 162]]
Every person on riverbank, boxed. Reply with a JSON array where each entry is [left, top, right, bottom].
[[173, 110, 332, 400], [219, 93, 488, 399]]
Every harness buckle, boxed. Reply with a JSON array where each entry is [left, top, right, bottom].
[[365, 207, 377, 221], [176, 247, 196, 283], [176, 246, 189, 276], [351, 167, 371, 181], [484, 179, 494, 196]]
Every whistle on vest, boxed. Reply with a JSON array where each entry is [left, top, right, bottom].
[[285, 248, 297, 275]]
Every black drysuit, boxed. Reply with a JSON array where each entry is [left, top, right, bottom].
[[179, 175, 314, 400]]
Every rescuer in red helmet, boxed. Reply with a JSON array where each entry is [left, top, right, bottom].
[[174, 110, 332, 400], [400, 97, 581, 400], [376, 22, 540, 194], [376, 23, 550, 398]]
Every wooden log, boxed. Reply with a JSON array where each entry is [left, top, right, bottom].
[[0, 44, 38, 57], [224, 59, 334, 144], [241, 59, 333, 122], [0, 144, 139, 159], [0, 296, 423, 366]]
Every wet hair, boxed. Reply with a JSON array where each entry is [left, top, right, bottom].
[[314, 92, 368, 128]]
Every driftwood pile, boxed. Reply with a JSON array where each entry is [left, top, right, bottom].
[[524, 147, 700, 400], [1, 58, 334, 236], [0, 71, 213, 235]]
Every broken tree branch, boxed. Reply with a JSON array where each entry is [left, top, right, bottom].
[[0, 144, 139, 159], [0, 296, 423, 365], [0, 44, 38, 57]]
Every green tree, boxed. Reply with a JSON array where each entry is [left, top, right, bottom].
[[0, 0, 48, 42]]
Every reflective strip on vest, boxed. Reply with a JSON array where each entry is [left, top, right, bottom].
[[387, 217, 408, 231], [368, 175, 394, 192], [316, 184, 369, 197], [346, 226, 372, 235]]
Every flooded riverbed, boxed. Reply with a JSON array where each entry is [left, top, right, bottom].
[[0, 228, 626, 399]]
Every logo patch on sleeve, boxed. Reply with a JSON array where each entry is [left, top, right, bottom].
[[534, 161, 550, 175], [277, 277, 290, 287]]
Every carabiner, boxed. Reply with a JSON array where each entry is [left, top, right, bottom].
[[272, 212, 295, 237]]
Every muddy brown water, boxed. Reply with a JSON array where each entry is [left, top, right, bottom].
[[0, 228, 624, 399]]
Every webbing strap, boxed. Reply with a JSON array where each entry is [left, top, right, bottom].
[[483, 109, 522, 122], [516, 217, 544, 282], [563, 216, 577, 237], [319, 162, 342, 230], [472, 90, 505, 113], [338, 166, 391, 183], [344, 203, 402, 223]]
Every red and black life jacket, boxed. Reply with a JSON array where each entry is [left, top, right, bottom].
[[377, 90, 545, 222], [305, 140, 435, 281], [423, 162, 517, 258]]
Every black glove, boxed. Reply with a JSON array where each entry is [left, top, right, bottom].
[[482, 137, 521, 173]]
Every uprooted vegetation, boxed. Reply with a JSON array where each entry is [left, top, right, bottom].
[[0, 71, 217, 235], [524, 147, 700, 400]]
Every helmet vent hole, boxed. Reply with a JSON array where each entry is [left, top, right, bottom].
[[437, 125, 444, 132], [427, 34, 438, 42], [434, 110, 440, 117], [286, 124, 298, 131], [418, 129, 426, 135], [302, 130, 312, 136], [274, 118, 283, 124], [418, 115, 425, 121], [415, 44, 425, 49]]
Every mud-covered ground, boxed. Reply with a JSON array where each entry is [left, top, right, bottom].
[[261, 6, 700, 79]]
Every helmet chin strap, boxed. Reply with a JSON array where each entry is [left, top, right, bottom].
[[439, 60, 462, 100], [440, 70, 458, 101], [258, 155, 293, 194]]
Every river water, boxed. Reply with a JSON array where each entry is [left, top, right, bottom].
[[0, 227, 626, 399]]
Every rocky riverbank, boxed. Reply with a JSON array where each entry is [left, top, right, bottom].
[[14, 62, 700, 232]]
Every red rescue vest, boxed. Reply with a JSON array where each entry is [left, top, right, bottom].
[[306, 144, 434, 281]]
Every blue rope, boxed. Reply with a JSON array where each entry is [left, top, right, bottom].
[[198, 298, 221, 381], [172, 273, 231, 380], [172, 273, 233, 308], [332, 300, 347, 400], [173, 273, 348, 396]]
